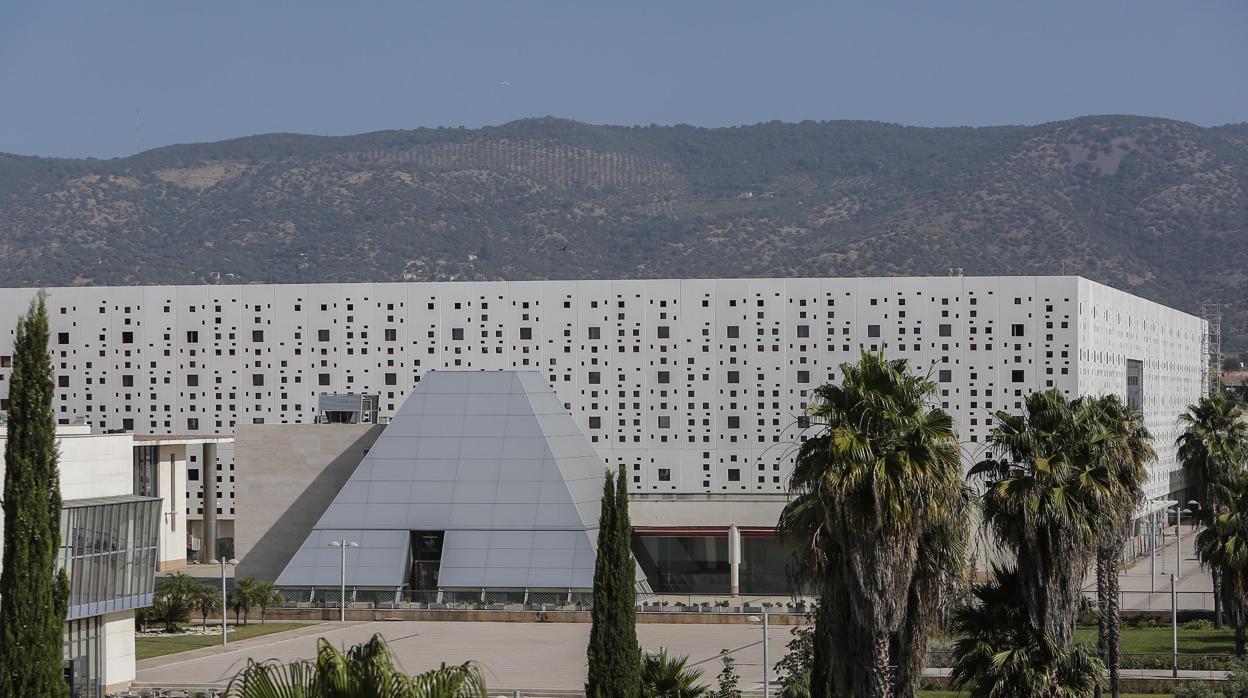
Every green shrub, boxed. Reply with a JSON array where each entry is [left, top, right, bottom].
[[1076, 597, 1101, 627], [1183, 618, 1215, 630], [1172, 681, 1226, 698]]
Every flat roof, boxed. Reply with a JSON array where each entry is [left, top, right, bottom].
[[133, 434, 234, 445]]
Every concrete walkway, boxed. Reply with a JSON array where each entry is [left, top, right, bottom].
[[136, 618, 1230, 693], [137, 620, 781, 692]]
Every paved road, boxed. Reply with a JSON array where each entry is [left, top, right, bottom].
[[137, 620, 781, 692]]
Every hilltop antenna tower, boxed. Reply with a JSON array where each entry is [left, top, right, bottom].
[[1202, 303, 1223, 395]]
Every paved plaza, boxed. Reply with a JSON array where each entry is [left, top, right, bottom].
[[135, 524, 1221, 693], [137, 620, 782, 693]]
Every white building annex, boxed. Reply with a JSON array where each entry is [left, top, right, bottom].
[[0, 276, 1208, 571]]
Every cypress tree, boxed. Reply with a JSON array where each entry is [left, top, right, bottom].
[[585, 466, 641, 697], [0, 293, 70, 698], [611, 465, 640, 696]]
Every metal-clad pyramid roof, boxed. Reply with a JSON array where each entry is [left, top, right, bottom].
[[276, 371, 606, 589]]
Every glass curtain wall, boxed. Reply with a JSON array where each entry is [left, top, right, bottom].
[[632, 532, 797, 595], [63, 616, 102, 698], [59, 496, 161, 619]]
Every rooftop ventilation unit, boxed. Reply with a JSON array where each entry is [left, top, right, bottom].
[[316, 393, 380, 424]]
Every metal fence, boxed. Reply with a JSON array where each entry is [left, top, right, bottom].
[[261, 586, 816, 613], [1079, 589, 1217, 612]]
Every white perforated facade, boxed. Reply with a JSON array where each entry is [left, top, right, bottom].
[[0, 276, 1206, 524]]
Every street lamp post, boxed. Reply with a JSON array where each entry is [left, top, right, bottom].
[[1150, 510, 1157, 594], [747, 610, 770, 698], [208, 558, 239, 645], [328, 539, 359, 622], [1173, 507, 1192, 579]]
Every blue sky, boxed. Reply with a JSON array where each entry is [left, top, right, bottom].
[[1, 1, 1244, 158]]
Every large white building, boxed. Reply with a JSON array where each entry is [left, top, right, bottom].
[[0, 276, 1208, 566]]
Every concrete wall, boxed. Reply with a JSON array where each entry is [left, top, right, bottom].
[[100, 610, 136, 693], [630, 493, 788, 528], [0, 428, 134, 568], [234, 423, 383, 581], [155, 444, 189, 570]]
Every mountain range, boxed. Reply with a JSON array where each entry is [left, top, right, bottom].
[[1, 115, 1245, 350]]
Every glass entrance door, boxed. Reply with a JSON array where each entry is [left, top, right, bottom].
[[409, 531, 444, 591]]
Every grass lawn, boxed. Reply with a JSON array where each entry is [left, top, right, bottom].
[[136, 623, 309, 660], [1074, 626, 1235, 655]]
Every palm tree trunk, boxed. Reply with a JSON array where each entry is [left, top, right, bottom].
[[868, 632, 892, 698], [1215, 568, 1225, 629], [1108, 540, 1124, 698], [811, 584, 836, 698], [1095, 548, 1110, 698]]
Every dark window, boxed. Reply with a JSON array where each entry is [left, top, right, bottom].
[[121, 331, 134, 344], [122, 375, 134, 387], [252, 374, 264, 386], [797, 325, 810, 338], [728, 416, 740, 428], [939, 370, 952, 382], [57, 375, 69, 388], [186, 330, 199, 343], [939, 324, 952, 337], [797, 416, 811, 429], [1011, 324, 1025, 337], [384, 329, 397, 341], [727, 371, 740, 384], [252, 330, 264, 342], [588, 372, 601, 384], [187, 374, 199, 387], [318, 329, 331, 342], [867, 325, 880, 338], [658, 468, 671, 482], [385, 373, 397, 385], [188, 468, 199, 481], [451, 328, 464, 341], [797, 370, 810, 383], [728, 469, 741, 482], [589, 417, 601, 429], [658, 326, 670, 339], [57, 332, 69, 345], [187, 417, 199, 430], [658, 371, 670, 384], [318, 373, 331, 386], [658, 416, 671, 429], [588, 327, 601, 340], [1011, 370, 1025, 383], [520, 327, 532, 340], [727, 326, 739, 339]]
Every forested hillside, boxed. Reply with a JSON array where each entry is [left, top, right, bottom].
[[2, 116, 1245, 348]]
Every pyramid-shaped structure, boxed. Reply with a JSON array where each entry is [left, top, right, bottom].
[[276, 371, 606, 590]]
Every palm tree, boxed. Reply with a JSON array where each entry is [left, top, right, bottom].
[[192, 583, 222, 632], [778, 351, 969, 698], [1178, 392, 1248, 629], [950, 566, 1102, 697], [1089, 395, 1153, 698], [231, 577, 259, 626], [1195, 475, 1248, 656], [225, 633, 488, 697], [151, 571, 199, 633], [1178, 392, 1248, 506], [640, 649, 707, 698], [252, 580, 283, 624], [969, 390, 1117, 650]]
